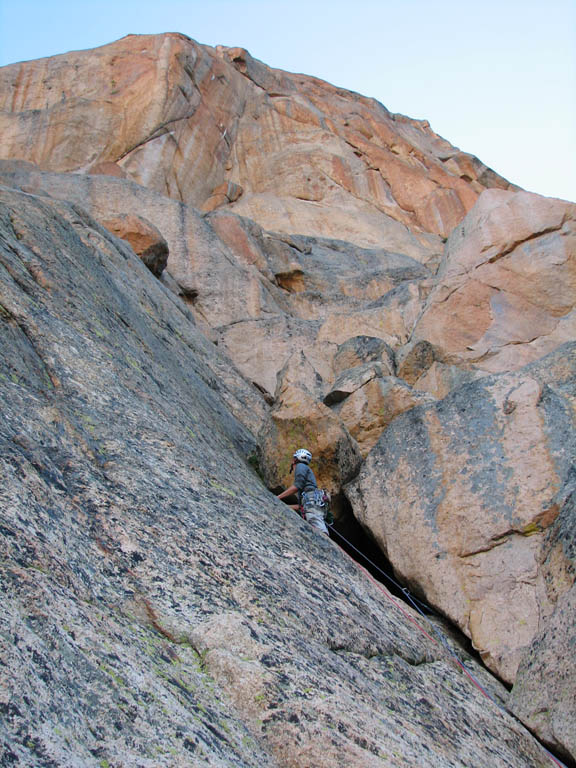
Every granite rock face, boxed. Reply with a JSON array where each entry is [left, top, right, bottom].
[[0, 186, 552, 767], [347, 344, 576, 689], [336, 375, 436, 457], [509, 484, 576, 764], [0, 161, 436, 494], [412, 189, 576, 374], [0, 33, 514, 257], [510, 585, 576, 765]]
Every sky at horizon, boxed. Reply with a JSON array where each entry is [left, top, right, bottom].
[[0, 0, 574, 202]]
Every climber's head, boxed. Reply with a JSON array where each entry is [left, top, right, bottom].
[[293, 448, 312, 465]]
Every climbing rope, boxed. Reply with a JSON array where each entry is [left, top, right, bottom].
[[327, 524, 438, 615], [328, 524, 568, 768]]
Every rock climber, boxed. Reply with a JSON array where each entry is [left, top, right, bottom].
[[276, 448, 329, 535]]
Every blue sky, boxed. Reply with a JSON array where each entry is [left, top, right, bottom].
[[1, 0, 574, 202]]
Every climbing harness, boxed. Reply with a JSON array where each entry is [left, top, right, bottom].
[[301, 489, 327, 508], [327, 524, 569, 768], [300, 489, 333, 524]]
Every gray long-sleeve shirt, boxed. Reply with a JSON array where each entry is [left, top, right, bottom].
[[294, 462, 318, 502]]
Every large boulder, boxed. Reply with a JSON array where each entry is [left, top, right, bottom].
[[412, 189, 576, 373], [509, 484, 576, 764], [324, 355, 435, 458], [333, 335, 396, 376], [323, 362, 386, 406], [336, 376, 435, 456], [395, 339, 436, 385], [347, 343, 576, 685]]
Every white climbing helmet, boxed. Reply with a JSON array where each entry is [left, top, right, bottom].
[[293, 448, 312, 464]]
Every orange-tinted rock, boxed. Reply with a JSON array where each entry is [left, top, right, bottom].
[[2, 32, 574, 768], [0, 163, 287, 331], [323, 363, 385, 406], [201, 181, 244, 211], [413, 189, 576, 373], [395, 339, 435, 386], [214, 180, 243, 203], [318, 283, 423, 348], [412, 361, 482, 399], [337, 375, 435, 456], [347, 344, 576, 683], [89, 161, 127, 179], [100, 213, 168, 276], [333, 336, 395, 376], [0, 33, 514, 261], [201, 193, 230, 213]]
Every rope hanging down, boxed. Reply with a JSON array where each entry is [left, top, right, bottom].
[[327, 524, 568, 768]]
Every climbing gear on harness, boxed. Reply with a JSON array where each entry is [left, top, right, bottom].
[[293, 448, 312, 464], [301, 489, 325, 507], [301, 489, 333, 524]]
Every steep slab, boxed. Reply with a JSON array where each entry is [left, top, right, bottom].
[[0, 186, 550, 766], [510, 486, 576, 764]]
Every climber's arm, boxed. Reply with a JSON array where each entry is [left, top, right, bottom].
[[277, 484, 298, 501]]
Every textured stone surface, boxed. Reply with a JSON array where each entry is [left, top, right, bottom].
[[2, 33, 576, 765], [0, 165, 427, 466], [509, 483, 576, 763], [337, 376, 436, 457], [412, 360, 483, 399], [333, 335, 396, 376], [0, 185, 553, 767], [258, 350, 362, 493], [0, 163, 432, 403], [347, 344, 576, 690], [413, 189, 576, 373], [0, 162, 283, 333], [0, 33, 515, 260], [396, 339, 436, 386], [510, 585, 576, 764], [100, 213, 168, 276], [324, 362, 386, 406], [202, 181, 244, 212]]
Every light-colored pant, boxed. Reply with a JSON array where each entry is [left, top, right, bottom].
[[304, 506, 329, 535]]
